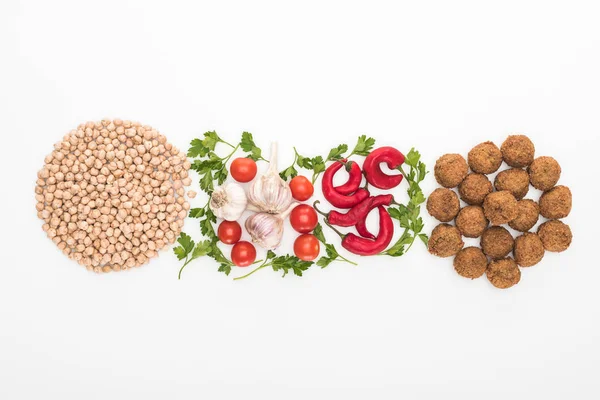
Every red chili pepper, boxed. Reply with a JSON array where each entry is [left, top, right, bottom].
[[334, 160, 362, 195], [355, 216, 374, 239], [327, 206, 394, 256], [363, 146, 405, 190], [322, 161, 370, 208], [314, 194, 394, 228], [354, 194, 395, 239]]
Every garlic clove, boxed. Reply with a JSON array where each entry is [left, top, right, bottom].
[[247, 142, 293, 214], [209, 182, 248, 221], [245, 202, 298, 250], [245, 212, 284, 250]]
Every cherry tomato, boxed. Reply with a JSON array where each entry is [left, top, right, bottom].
[[230, 158, 257, 183], [217, 220, 242, 244], [289, 175, 314, 201], [290, 204, 318, 233], [293, 234, 320, 261], [231, 241, 256, 267]]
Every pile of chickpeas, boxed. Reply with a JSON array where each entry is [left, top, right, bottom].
[[35, 120, 191, 273], [426, 135, 573, 289]]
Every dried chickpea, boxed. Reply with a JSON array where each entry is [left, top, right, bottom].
[[35, 120, 190, 273]]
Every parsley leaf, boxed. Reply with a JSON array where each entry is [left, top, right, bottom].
[[173, 232, 195, 261], [326, 144, 348, 161], [271, 255, 313, 277], [313, 223, 356, 268], [240, 132, 267, 162], [382, 147, 428, 257], [349, 135, 376, 157]]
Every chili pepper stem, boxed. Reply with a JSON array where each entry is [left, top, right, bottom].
[[312, 200, 329, 218], [321, 218, 346, 239]]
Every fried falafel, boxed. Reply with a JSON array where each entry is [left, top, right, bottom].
[[468, 141, 503, 174], [486, 257, 521, 289], [539, 185, 572, 219], [514, 232, 545, 267], [427, 188, 460, 222], [455, 206, 488, 238], [538, 220, 572, 252], [508, 199, 540, 232], [501, 135, 535, 168], [458, 173, 493, 205], [494, 168, 529, 200], [528, 156, 561, 191], [483, 190, 518, 225], [434, 153, 468, 188], [481, 226, 514, 259], [454, 247, 488, 279], [428, 223, 464, 258]]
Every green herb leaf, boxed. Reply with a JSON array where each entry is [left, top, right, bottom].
[[382, 147, 429, 257], [313, 223, 326, 244], [316, 257, 334, 268], [191, 240, 212, 259], [240, 132, 265, 161], [326, 144, 348, 161], [311, 156, 326, 177], [189, 208, 205, 218], [271, 255, 313, 277], [349, 135, 376, 156], [202, 131, 221, 152], [188, 138, 209, 158], [173, 233, 195, 261], [279, 164, 298, 180]]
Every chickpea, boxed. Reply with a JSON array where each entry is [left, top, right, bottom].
[[35, 120, 190, 273]]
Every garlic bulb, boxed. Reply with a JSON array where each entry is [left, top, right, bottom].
[[209, 182, 247, 221], [247, 142, 293, 214], [245, 202, 297, 250]]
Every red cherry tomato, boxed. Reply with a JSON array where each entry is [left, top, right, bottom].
[[217, 220, 242, 244], [289, 175, 314, 201], [290, 204, 318, 233], [230, 158, 257, 183], [293, 234, 320, 261], [231, 241, 256, 267]]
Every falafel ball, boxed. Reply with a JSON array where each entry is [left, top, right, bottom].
[[481, 226, 514, 259], [508, 199, 540, 232], [428, 223, 464, 258], [486, 258, 521, 289], [434, 153, 469, 188], [538, 220, 572, 252], [494, 168, 530, 200], [483, 190, 518, 225], [455, 206, 488, 238], [458, 173, 493, 205], [514, 232, 545, 267], [501, 135, 535, 168], [539, 185, 572, 219], [427, 188, 460, 222], [468, 141, 503, 174], [528, 156, 561, 191], [454, 247, 488, 279]]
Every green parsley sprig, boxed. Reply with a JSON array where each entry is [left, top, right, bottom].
[[280, 135, 376, 184], [177, 131, 269, 277], [233, 250, 313, 280], [381, 148, 428, 257], [313, 224, 357, 268], [189, 131, 267, 194]]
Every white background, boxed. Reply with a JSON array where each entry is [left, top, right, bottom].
[[1, 1, 599, 399]]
